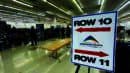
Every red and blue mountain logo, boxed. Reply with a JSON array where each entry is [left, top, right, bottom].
[[80, 35, 103, 48]]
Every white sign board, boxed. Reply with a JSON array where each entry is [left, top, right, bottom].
[[71, 12, 117, 71]]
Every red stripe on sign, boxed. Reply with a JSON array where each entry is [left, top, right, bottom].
[[75, 49, 108, 57], [76, 27, 111, 32]]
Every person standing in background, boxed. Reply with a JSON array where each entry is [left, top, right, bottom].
[[30, 26, 37, 46]]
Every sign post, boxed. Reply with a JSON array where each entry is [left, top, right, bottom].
[[72, 11, 117, 72]]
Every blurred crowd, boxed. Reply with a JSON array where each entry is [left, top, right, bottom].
[[0, 20, 71, 51]]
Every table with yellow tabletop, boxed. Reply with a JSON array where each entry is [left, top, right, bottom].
[[40, 38, 71, 59]]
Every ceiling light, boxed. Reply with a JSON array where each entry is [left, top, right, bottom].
[[77, 0, 84, 8], [99, 0, 105, 13], [0, 9, 15, 13], [118, 1, 130, 11], [56, 14, 66, 19], [43, 0, 71, 15], [98, 0, 101, 5], [16, 13, 28, 16], [3, 5, 23, 11], [0, 4, 25, 13], [12, 0, 33, 8], [0, 4, 4, 6], [72, 0, 84, 13], [119, 12, 130, 18], [38, 13, 46, 16], [120, 17, 130, 21], [56, 15, 69, 20], [66, 11, 74, 15], [25, 11, 45, 17], [46, 11, 55, 15], [0, 4, 44, 17], [46, 11, 69, 20], [43, 0, 47, 2]]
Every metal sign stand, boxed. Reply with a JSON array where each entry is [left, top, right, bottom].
[[88, 67, 91, 73], [75, 64, 91, 73], [75, 65, 80, 73]]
